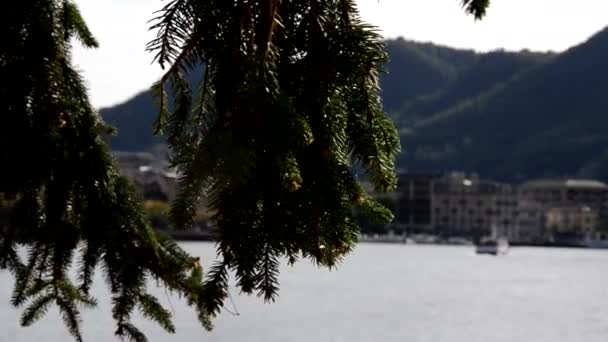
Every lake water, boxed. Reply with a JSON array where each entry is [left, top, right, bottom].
[[1, 243, 608, 342]]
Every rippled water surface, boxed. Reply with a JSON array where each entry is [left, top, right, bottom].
[[2, 243, 608, 342]]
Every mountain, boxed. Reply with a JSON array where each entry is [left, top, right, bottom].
[[380, 38, 478, 112], [394, 50, 552, 126], [101, 28, 608, 182], [101, 39, 480, 152], [101, 90, 162, 152], [399, 27, 608, 181]]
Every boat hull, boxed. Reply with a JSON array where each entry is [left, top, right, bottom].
[[476, 238, 509, 255]]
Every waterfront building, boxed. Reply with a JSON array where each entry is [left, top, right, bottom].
[[381, 173, 608, 245], [545, 205, 598, 239], [394, 173, 441, 233], [518, 179, 608, 244], [113, 151, 178, 201], [430, 172, 517, 239], [513, 200, 548, 243], [519, 179, 608, 210]]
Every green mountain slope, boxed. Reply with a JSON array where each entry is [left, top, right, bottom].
[[101, 39, 479, 151], [101, 27, 608, 183], [394, 50, 552, 126], [380, 38, 478, 112], [400, 27, 608, 181], [101, 90, 161, 152]]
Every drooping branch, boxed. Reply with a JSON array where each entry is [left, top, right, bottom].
[[0, 1, 213, 341], [461, 0, 491, 19]]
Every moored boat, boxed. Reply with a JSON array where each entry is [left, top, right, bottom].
[[476, 237, 509, 255]]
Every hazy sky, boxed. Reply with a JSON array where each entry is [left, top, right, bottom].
[[72, 0, 608, 108]]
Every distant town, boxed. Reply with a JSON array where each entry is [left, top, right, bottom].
[[367, 172, 608, 248], [115, 152, 608, 248]]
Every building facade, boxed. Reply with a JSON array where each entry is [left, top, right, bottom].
[[514, 200, 548, 243], [113, 151, 178, 201], [545, 205, 598, 234], [518, 179, 608, 243], [430, 172, 517, 240], [519, 179, 608, 210], [391, 173, 608, 245], [394, 173, 441, 233]]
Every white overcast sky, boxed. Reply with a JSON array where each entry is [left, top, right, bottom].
[[72, 0, 608, 109]]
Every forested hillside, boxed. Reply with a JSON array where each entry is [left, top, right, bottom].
[[101, 39, 482, 151], [101, 29, 608, 182], [399, 28, 608, 181]]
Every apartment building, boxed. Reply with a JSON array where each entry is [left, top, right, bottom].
[[545, 205, 598, 234], [518, 179, 608, 241], [519, 179, 608, 210], [430, 172, 518, 239], [514, 200, 548, 243], [113, 151, 178, 201], [392, 173, 608, 244], [394, 173, 441, 233]]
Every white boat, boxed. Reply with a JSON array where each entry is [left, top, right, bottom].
[[476, 225, 509, 255], [476, 237, 509, 255]]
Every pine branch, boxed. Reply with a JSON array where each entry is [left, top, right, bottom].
[[57, 297, 84, 342], [12, 245, 42, 307], [77, 243, 100, 295], [61, 0, 99, 48], [199, 260, 229, 329], [116, 322, 148, 342], [24, 278, 51, 299], [169, 130, 225, 229], [2, 0, 494, 340], [146, 0, 193, 69], [138, 294, 176, 333], [165, 67, 193, 144], [111, 282, 142, 325], [151, 80, 170, 135], [2, 1, 216, 340], [20, 293, 54, 327], [359, 196, 394, 224], [461, 0, 491, 19], [0, 238, 22, 273], [59, 279, 98, 309], [256, 246, 280, 302], [191, 64, 216, 132]]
